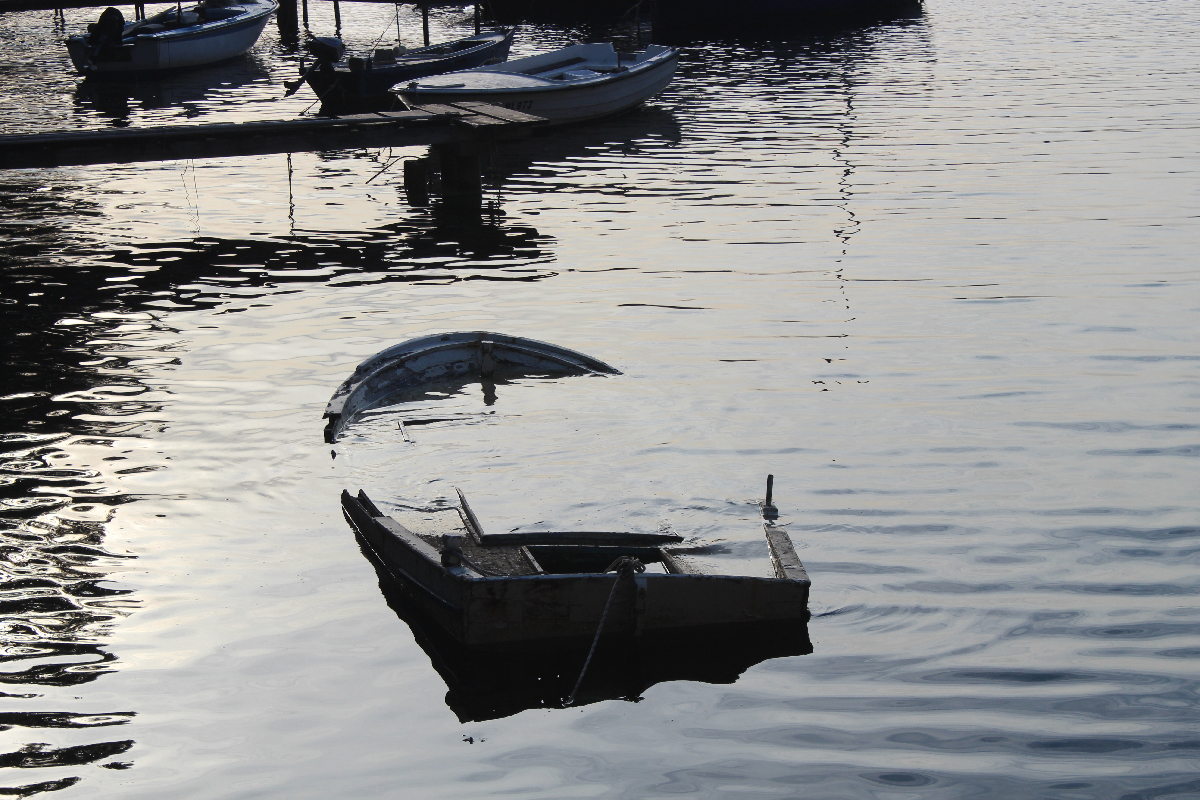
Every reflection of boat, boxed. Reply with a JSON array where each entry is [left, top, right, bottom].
[[322, 331, 619, 442], [66, 0, 277, 76], [397, 42, 679, 126], [73, 56, 270, 119], [302, 29, 516, 111], [365, 542, 813, 721]]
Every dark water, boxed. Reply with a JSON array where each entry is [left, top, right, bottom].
[[3, 0, 1199, 796]]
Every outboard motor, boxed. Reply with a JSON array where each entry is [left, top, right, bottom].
[[87, 6, 125, 56], [305, 36, 345, 64]]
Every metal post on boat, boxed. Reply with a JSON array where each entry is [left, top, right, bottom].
[[441, 533, 464, 568], [762, 474, 778, 520]]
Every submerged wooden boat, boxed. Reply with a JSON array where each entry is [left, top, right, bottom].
[[301, 29, 515, 110], [66, 0, 277, 76], [395, 42, 679, 126], [342, 483, 810, 647], [323, 331, 619, 442]]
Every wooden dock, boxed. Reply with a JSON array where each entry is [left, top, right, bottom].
[[0, 103, 543, 171]]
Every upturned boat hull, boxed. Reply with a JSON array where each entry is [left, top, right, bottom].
[[323, 331, 620, 442]]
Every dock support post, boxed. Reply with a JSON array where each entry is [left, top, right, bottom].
[[276, 0, 299, 49], [474, 1, 480, 34], [333, 0, 342, 36], [421, 1, 430, 46], [301, 0, 308, 29]]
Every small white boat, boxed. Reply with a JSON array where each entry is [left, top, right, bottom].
[[66, 0, 277, 76], [394, 42, 679, 126]]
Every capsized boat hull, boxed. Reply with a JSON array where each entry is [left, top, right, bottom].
[[304, 29, 515, 109], [396, 43, 679, 126], [66, 1, 276, 75], [323, 331, 620, 442], [343, 489, 811, 648]]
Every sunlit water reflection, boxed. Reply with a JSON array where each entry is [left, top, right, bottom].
[[2, 0, 1199, 796]]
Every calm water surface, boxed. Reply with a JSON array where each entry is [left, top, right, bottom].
[[2, 0, 1199, 797]]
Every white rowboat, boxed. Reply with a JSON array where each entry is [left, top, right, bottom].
[[66, 0, 277, 76], [395, 42, 679, 126]]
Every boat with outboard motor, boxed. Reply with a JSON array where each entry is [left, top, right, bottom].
[[66, 0, 277, 75], [297, 29, 515, 111], [394, 42, 679, 125]]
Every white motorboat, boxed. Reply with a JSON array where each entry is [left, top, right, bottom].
[[66, 0, 277, 76], [394, 42, 679, 126]]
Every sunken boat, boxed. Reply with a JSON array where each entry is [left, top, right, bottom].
[[322, 330, 619, 443], [342, 483, 811, 648], [327, 332, 811, 649]]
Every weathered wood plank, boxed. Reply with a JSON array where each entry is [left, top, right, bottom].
[[764, 525, 809, 582], [448, 102, 547, 125]]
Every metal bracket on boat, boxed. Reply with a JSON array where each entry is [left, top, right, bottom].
[[456, 487, 487, 543], [759, 473, 778, 520], [759, 476, 809, 583]]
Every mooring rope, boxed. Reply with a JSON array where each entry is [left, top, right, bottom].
[[565, 556, 645, 707]]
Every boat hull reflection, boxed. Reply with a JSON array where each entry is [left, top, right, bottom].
[[359, 533, 812, 722]]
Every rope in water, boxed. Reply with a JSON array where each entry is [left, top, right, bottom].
[[565, 556, 645, 707]]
